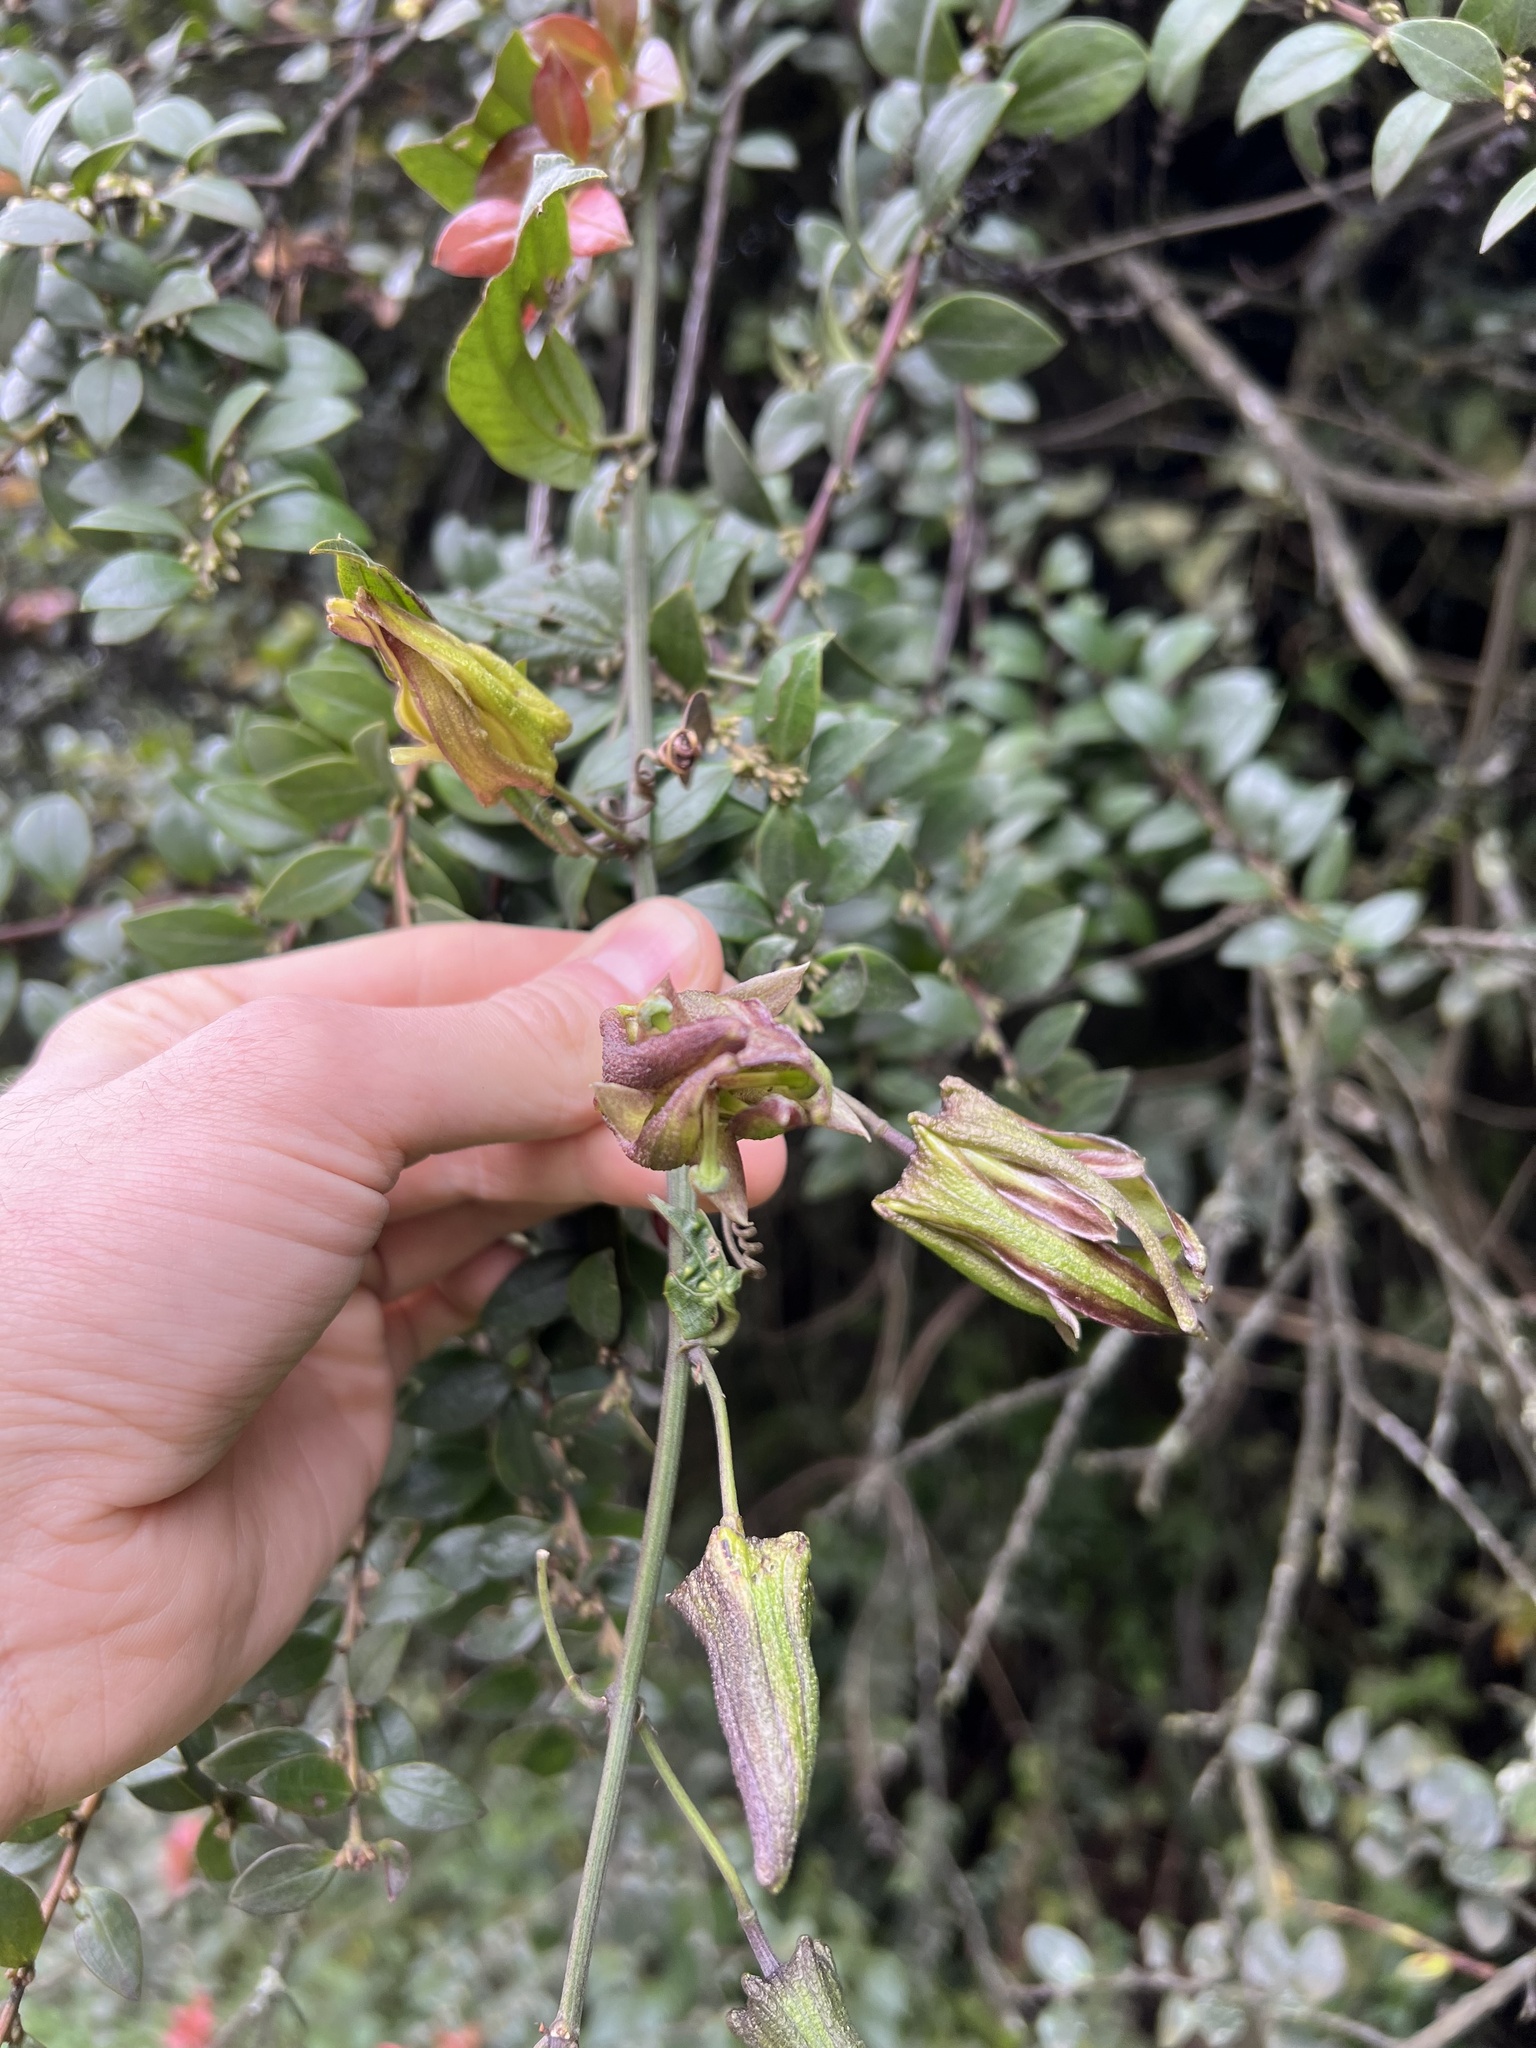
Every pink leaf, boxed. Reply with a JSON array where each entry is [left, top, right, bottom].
[[629, 36, 684, 109], [566, 183, 632, 256], [433, 197, 522, 277]]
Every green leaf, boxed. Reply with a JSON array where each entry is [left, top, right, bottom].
[[1389, 15, 1505, 94], [205, 377, 273, 471], [1161, 850, 1274, 907], [983, 904, 1086, 1000], [201, 780, 310, 853], [1235, 23, 1372, 129], [67, 355, 142, 448], [80, 551, 197, 612], [163, 172, 263, 230], [680, 879, 776, 941], [123, 901, 269, 969], [705, 395, 778, 525], [1482, 162, 1536, 247], [72, 1888, 142, 2001], [1184, 667, 1280, 779], [1148, 0, 1248, 109], [447, 277, 603, 487], [239, 489, 370, 553], [188, 299, 285, 368], [649, 585, 711, 692], [915, 81, 1016, 212], [203, 1729, 325, 1788], [285, 659, 393, 743], [758, 802, 825, 906], [0, 198, 95, 246], [137, 97, 216, 159], [1002, 20, 1149, 138], [229, 1843, 336, 1917], [0, 247, 39, 359], [1104, 680, 1180, 750], [70, 72, 134, 148], [120, 1755, 207, 1811], [569, 1248, 623, 1344], [0, 1871, 44, 1969], [71, 501, 189, 541], [860, 0, 961, 80], [257, 845, 375, 922], [244, 394, 360, 459], [396, 137, 480, 211], [12, 792, 91, 900], [756, 635, 829, 762], [374, 1761, 485, 1833], [263, 754, 388, 829], [1015, 1000, 1088, 1074], [134, 265, 218, 329], [1372, 89, 1452, 196], [822, 817, 906, 901], [349, 1622, 410, 1705], [811, 944, 918, 1018], [754, 388, 824, 473], [249, 1753, 354, 1818], [1341, 888, 1424, 954], [919, 291, 1061, 382]]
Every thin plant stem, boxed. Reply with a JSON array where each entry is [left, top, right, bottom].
[[691, 1348, 740, 1524], [622, 165, 662, 904], [537, 1549, 609, 1715], [636, 1718, 780, 1975], [659, 76, 746, 485], [0, 1791, 104, 2042], [550, 1168, 698, 2044]]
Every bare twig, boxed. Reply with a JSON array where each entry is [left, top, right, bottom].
[[247, 25, 417, 189], [0, 1791, 104, 2042], [1398, 1948, 1536, 2048], [767, 247, 925, 629], [1111, 253, 1444, 735], [1464, 508, 1534, 759], [658, 78, 747, 486], [939, 1328, 1133, 1708], [929, 395, 979, 691]]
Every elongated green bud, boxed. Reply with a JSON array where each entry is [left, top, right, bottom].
[[670, 1522, 818, 1893], [728, 1937, 869, 2048], [873, 1076, 1209, 1349]]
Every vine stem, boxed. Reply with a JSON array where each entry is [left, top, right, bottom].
[[691, 1347, 740, 1524], [636, 1719, 780, 1975], [0, 1791, 103, 2043], [766, 246, 924, 631], [551, 1168, 699, 2043], [622, 166, 662, 903]]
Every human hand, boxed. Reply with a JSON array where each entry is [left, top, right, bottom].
[[0, 898, 784, 1833]]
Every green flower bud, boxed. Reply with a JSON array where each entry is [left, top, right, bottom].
[[728, 1937, 869, 2048], [873, 1076, 1208, 1349], [670, 1521, 819, 1893], [326, 590, 571, 805]]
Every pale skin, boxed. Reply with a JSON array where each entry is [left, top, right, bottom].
[[0, 897, 784, 1836]]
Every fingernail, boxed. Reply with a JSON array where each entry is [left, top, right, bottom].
[[579, 899, 706, 997]]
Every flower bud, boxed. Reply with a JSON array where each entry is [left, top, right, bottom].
[[326, 589, 571, 805], [873, 1077, 1208, 1348], [594, 971, 864, 1242], [728, 1937, 869, 2048], [670, 1522, 819, 1893]]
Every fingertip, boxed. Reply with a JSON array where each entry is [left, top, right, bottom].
[[572, 896, 724, 1002], [742, 1135, 789, 1206]]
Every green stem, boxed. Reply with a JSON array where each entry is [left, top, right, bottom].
[[692, 1348, 741, 1525], [637, 1717, 780, 1976], [536, 1549, 609, 1715], [623, 152, 662, 905], [552, 1168, 696, 2044]]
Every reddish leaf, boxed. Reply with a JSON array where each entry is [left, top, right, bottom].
[[596, 0, 638, 59], [566, 183, 632, 255], [524, 13, 617, 74], [629, 36, 685, 109], [433, 196, 522, 277], [532, 52, 592, 161], [475, 126, 543, 202]]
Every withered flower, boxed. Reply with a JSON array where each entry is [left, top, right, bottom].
[[671, 1522, 819, 1894], [594, 969, 864, 1261], [728, 1937, 869, 2048], [327, 589, 572, 805], [874, 1077, 1208, 1348]]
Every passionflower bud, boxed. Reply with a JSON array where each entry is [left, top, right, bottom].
[[728, 1937, 869, 2048], [326, 589, 571, 804], [594, 969, 864, 1254], [670, 1522, 819, 1893], [873, 1077, 1208, 1348]]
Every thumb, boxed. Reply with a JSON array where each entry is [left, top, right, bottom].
[[130, 897, 723, 1175]]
